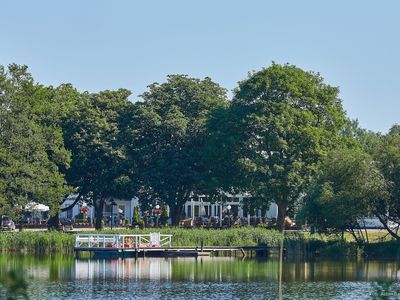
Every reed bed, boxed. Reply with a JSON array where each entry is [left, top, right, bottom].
[[0, 228, 395, 258], [0, 231, 75, 254]]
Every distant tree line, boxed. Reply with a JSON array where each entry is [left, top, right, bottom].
[[0, 63, 399, 238]]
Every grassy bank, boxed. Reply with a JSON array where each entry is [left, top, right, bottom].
[[0, 231, 75, 254], [0, 228, 397, 258]]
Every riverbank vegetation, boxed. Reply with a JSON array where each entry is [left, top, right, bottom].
[[0, 229, 398, 259], [0, 63, 399, 244]]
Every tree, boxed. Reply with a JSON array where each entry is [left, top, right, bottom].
[[345, 122, 400, 240], [62, 89, 134, 229], [210, 63, 346, 230], [125, 75, 228, 225], [371, 125, 400, 240], [132, 206, 141, 227], [0, 64, 71, 220], [299, 147, 389, 244]]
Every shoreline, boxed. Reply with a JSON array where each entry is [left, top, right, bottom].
[[0, 228, 398, 259]]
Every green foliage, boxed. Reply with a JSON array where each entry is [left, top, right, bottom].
[[110, 227, 285, 247], [0, 270, 29, 300], [208, 63, 346, 230], [0, 232, 74, 254], [62, 89, 135, 229], [160, 206, 169, 226], [132, 206, 141, 226], [125, 75, 228, 224], [299, 147, 389, 244], [0, 62, 399, 244], [0, 64, 72, 219], [371, 126, 400, 238]]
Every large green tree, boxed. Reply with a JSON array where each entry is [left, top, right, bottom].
[[125, 75, 228, 225], [63, 89, 134, 229], [371, 125, 400, 239], [210, 63, 346, 230], [0, 64, 71, 219], [344, 122, 400, 240], [299, 147, 389, 244]]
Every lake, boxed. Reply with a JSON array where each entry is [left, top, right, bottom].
[[0, 255, 399, 299]]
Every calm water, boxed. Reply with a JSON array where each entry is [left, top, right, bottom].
[[0, 255, 399, 299]]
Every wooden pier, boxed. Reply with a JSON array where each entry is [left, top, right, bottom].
[[74, 233, 271, 258]]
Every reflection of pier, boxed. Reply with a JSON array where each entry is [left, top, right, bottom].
[[74, 233, 271, 258], [71, 257, 400, 282], [74, 258, 173, 280]]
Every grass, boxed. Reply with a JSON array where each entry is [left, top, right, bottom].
[[0, 227, 397, 258], [0, 231, 74, 254], [100, 227, 285, 247]]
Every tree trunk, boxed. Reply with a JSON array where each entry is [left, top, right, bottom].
[[60, 194, 82, 212], [376, 214, 400, 241], [171, 204, 184, 226], [94, 197, 105, 230], [47, 214, 60, 231], [276, 202, 287, 232]]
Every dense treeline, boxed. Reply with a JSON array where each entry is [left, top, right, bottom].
[[0, 63, 399, 240]]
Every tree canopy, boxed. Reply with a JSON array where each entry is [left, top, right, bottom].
[[299, 147, 389, 243], [0, 64, 71, 218], [209, 63, 346, 230], [0, 62, 399, 238], [124, 75, 228, 224], [62, 89, 134, 229]]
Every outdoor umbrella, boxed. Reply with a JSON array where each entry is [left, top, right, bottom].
[[25, 202, 50, 212]]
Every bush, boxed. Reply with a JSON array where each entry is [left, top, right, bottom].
[[132, 207, 141, 226]]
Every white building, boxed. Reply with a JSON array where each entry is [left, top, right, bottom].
[[59, 195, 139, 225], [183, 194, 278, 221], [59, 194, 277, 224]]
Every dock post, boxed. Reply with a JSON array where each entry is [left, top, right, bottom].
[[240, 248, 246, 257]]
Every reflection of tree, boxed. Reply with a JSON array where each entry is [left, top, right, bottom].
[[0, 256, 399, 299]]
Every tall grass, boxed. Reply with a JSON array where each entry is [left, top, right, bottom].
[[0, 231, 74, 254], [0, 228, 397, 258], [0, 228, 284, 253], [134, 227, 284, 247]]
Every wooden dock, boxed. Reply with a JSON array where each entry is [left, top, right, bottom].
[[74, 234, 271, 258]]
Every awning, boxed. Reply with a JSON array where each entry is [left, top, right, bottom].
[[25, 202, 50, 212]]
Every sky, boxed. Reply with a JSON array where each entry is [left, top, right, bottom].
[[1, 0, 399, 133]]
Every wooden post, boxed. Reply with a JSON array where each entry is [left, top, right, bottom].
[[240, 248, 246, 257]]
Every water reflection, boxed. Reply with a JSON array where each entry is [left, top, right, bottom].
[[1, 256, 399, 299], [74, 258, 173, 280], [72, 257, 400, 282], [1, 255, 398, 283]]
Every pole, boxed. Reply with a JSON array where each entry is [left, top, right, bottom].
[[219, 203, 222, 227], [278, 224, 284, 300]]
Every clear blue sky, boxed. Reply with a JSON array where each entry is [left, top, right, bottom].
[[1, 0, 399, 132]]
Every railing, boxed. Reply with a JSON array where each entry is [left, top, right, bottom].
[[74, 233, 173, 249]]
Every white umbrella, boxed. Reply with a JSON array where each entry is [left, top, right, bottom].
[[25, 202, 50, 212]]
